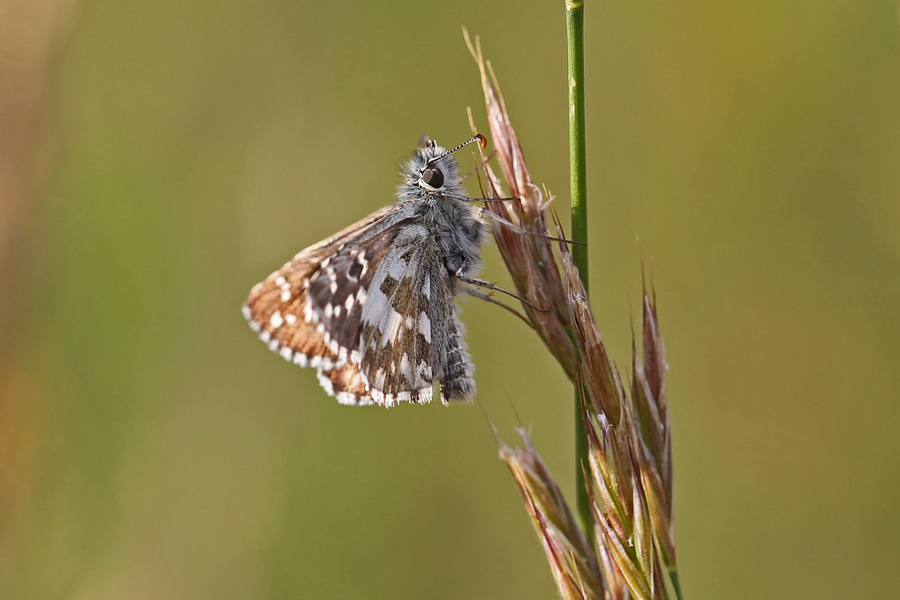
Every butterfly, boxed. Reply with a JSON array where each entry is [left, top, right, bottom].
[[242, 135, 495, 407]]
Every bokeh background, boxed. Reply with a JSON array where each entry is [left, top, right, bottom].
[[2, 1, 899, 598]]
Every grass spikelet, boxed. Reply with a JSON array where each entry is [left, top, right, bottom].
[[499, 430, 605, 600], [465, 30, 684, 600]]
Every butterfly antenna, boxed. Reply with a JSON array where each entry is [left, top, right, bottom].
[[426, 134, 487, 167]]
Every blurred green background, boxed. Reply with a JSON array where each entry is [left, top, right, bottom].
[[2, 1, 899, 598]]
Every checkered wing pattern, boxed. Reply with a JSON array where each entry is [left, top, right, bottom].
[[242, 206, 393, 404], [243, 204, 473, 407]]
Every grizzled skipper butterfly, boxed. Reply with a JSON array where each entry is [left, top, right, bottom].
[[243, 135, 496, 407]]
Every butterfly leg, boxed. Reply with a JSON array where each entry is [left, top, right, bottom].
[[455, 270, 549, 312], [473, 207, 584, 245], [462, 286, 532, 326]]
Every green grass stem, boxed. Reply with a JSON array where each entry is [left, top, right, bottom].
[[566, 0, 591, 536]]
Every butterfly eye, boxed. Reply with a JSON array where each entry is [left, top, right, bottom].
[[422, 166, 444, 188]]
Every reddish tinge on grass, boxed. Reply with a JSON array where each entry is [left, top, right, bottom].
[[465, 32, 682, 600]]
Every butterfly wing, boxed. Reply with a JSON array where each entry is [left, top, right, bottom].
[[242, 204, 396, 373], [350, 222, 475, 406], [244, 203, 475, 407], [354, 224, 437, 406], [243, 203, 421, 405]]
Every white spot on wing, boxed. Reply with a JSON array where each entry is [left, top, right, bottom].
[[420, 360, 432, 381], [419, 312, 431, 342], [317, 369, 335, 396], [383, 310, 403, 345], [399, 354, 413, 381], [336, 390, 372, 406], [270, 311, 284, 328], [303, 302, 317, 323], [386, 258, 408, 280]]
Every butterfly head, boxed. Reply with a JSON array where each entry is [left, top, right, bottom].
[[401, 135, 486, 202]]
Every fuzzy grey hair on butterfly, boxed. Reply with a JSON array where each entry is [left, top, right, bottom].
[[243, 135, 498, 407]]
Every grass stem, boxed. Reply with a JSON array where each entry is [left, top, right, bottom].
[[566, 0, 591, 536]]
